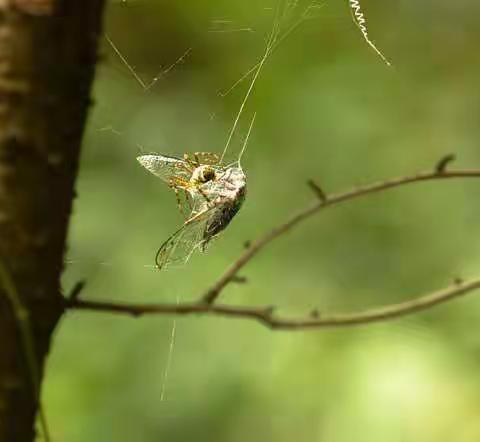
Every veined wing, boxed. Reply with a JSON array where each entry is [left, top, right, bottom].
[[137, 154, 193, 184], [155, 206, 215, 270]]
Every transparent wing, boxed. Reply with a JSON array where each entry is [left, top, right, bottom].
[[155, 205, 215, 270], [175, 188, 195, 220], [137, 154, 193, 184]]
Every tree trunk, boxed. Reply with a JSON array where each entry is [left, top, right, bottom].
[[0, 1, 105, 440]]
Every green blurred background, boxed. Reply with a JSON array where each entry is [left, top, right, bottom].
[[43, 0, 480, 440]]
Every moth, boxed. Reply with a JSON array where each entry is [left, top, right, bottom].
[[137, 152, 246, 269]]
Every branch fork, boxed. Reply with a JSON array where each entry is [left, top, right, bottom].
[[66, 156, 480, 331]]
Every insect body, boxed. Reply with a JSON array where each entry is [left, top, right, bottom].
[[137, 152, 246, 269]]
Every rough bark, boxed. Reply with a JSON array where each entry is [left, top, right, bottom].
[[0, 1, 105, 441]]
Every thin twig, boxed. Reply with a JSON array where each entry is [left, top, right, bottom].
[[231, 275, 248, 284], [65, 161, 480, 331], [202, 166, 480, 304], [307, 179, 327, 202], [436, 154, 456, 174], [68, 280, 86, 302], [66, 278, 480, 330]]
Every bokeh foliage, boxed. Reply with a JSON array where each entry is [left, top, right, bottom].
[[44, 0, 480, 440]]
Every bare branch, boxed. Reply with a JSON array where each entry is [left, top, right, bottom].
[[202, 165, 480, 304], [66, 278, 480, 330], [65, 160, 480, 331]]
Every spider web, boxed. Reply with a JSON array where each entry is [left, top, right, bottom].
[[80, 0, 391, 409]]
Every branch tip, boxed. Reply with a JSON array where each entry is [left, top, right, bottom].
[[231, 275, 248, 284], [307, 179, 327, 202], [263, 305, 276, 316], [435, 154, 456, 174], [68, 280, 86, 302]]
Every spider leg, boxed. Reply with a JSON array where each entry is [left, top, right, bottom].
[[194, 152, 220, 165], [183, 188, 193, 211], [175, 158, 196, 175], [197, 186, 211, 203], [200, 238, 209, 252], [183, 153, 199, 167], [173, 187, 186, 216]]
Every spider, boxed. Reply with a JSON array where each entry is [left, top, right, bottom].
[[137, 151, 246, 269]]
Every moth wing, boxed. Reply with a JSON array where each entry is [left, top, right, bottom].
[[137, 154, 192, 184]]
